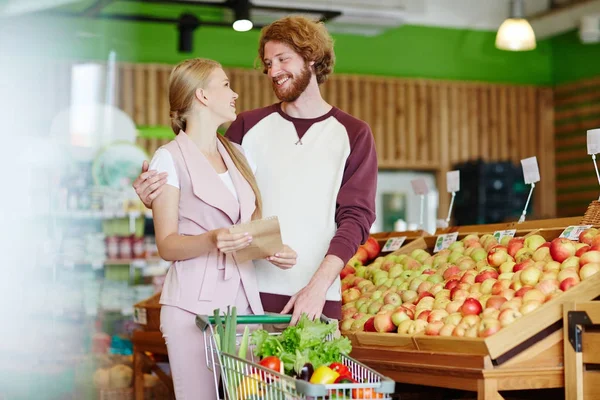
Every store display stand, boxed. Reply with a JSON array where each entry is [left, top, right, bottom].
[[132, 330, 174, 400]]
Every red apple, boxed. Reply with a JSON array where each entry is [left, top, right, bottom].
[[417, 291, 435, 302], [486, 295, 508, 310], [576, 245, 591, 257], [535, 279, 559, 295], [354, 246, 369, 264], [522, 288, 546, 304], [363, 237, 381, 260], [491, 279, 511, 295], [443, 265, 461, 280], [520, 266, 542, 286], [487, 246, 509, 267], [559, 277, 580, 292], [500, 297, 522, 311], [460, 298, 483, 316], [515, 286, 533, 298], [549, 238, 577, 263], [439, 323, 456, 337], [427, 309, 449, 323], [444, 279, 460, 291], [513, 259, 534, 273], [475, 269, 499, 284], [342, 288, 361, 304], [579, 228, 599, 245], [425, 321, 444, 336], [446, 300, 464, 314], [580, 251, 600, 267], [373, 313, 396, 333], [507, 237, 525, 258], [363, 316, 376, 332]]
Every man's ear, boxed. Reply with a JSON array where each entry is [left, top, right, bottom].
[[195, 88, 209, 106]]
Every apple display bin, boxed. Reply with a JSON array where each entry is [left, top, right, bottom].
[[343, 222, 600, 400], [196, 314, 395, 400]]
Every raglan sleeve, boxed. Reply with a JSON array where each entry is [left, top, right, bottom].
[[225, 113, 245, 145]]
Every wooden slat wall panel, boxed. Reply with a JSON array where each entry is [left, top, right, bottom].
[[554, 76, 600, 217], [47, 61, 556, 218]]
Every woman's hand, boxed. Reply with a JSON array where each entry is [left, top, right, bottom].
[[132, 161, 168, 209], [214, 229, 253, 254], [267, 245, 297, 270]]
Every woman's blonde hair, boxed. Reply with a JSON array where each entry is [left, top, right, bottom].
[[168, 58, 262, 219]]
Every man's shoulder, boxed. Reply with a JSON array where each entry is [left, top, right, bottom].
[[331, 107, 373, 137]]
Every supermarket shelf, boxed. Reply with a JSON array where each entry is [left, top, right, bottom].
[[51, 210, 153, 219], [104, 257, 164, 266]]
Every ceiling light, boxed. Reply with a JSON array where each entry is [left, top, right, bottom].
[[495, 0, 536, 51], [233, 0, 253, 32]]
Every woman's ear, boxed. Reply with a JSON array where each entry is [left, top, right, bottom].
[[309, 60, 315, 67], [195, 88, 209, 106]]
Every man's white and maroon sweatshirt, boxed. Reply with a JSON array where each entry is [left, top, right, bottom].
[[226, 103, 377, 317]]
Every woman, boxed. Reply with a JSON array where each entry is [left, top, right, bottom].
[[150, 58, 297, 399]]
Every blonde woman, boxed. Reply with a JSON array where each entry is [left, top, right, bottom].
[[150, 58, 296, 399]]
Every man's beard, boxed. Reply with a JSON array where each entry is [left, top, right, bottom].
[[272, 63, 312, 103]]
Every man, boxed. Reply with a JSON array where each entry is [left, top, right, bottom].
[[133, 16, 377, 324]]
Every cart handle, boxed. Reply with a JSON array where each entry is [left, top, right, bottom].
[[196, 314, 333, 331]]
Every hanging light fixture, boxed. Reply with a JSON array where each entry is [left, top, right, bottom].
[[233, 0, 253, 32], [495, 0, 537, 51]]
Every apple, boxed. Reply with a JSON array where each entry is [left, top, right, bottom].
[[460, 298, 483, 316], [500, 288, 516, 300], [507, 237, 525, 258], [451, 288, 469, 301], [481, 307, 500, 320], [486, 295, 508, 310], [460, 271, 477, 284], [536, 279, 559, 295], [342, 307, 358, 320], [439, 323, 456, 337], [560, 256, 580, 271], [383, 292, 402, 307], [478, 318, 502, 338], [576, 245, 591, 257], [520, 300, 542, 315], [457, 282, 472, 291], [340, 318, 355, 332], [475, 270, 499, 284], [468, 283, 481, 294], [515, 286, 533, 298], [380, 304, 396, 313], [524, 235, 546, 251], [416, 309, 431, 322], [342, 288, 361, 303], [444, 312, 463, 325], [458, 257, 477, 271], [558, 268, 580, 283], [425, 321, 445, 336], [433, 298, 451, 310], [559, 277, 580, 292], [401, 290, 418, 304], [498, 309, 523, 327], [498, 272, 515, 281], [427, 309, 449, 323], [354, 247, 369, 264], [491, 279, 511, 295], [374, 313, 396, 333], [500, 297, 522, 311], [532, 246, 553, 263], [452, 323, 467, 337], [549, 238, 577, 263], [499, 261, 516, 274], [388, 265, 404, 279], [351, 316, 371, 331], [391, 308, 411, 326], [513, 259, 534, 273], [407, 319, 428, 335], [520, 266, 542, 286], [515, 249, 534, 263], [363, 237, 381, 260], [522, 288, 546, 304], [340, 265, 356, 280], [427, 274, 445, 285], [417, 281, 433, 295], [470, 248, 488, 263], [580, 251, 600, 267], [580, 262, 600, 280], [487, 246, 509, 267], [417, 291, 435, 302], [579, 227, 599, 245], [461, 314, 481, 327], [444, 279, 460, 291], [396, 319, 414, 334], [430, 283, 445, 295], [443, 265, 461, 280], [480, 278, 497, 295], [434, 289, 451, 301], [543, 261, 561, 272], [446, 300, 464, 314]]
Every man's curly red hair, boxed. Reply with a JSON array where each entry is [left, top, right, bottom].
[[257, 16, 335, 85]]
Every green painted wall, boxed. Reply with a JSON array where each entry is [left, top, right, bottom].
[[551, 30, 600, 85], [6, 14, 554, 85]]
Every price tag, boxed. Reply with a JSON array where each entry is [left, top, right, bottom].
[[133, 307, 147, 325], [560, 225, 592, 241], [411, 178, 429, 195], [447, 170, 460, 193], [588, 128, 600, 155], [521, 157, 540, 184], [382, 236, 407, 252], [433, 232, 458, 253], [493, 229, 516, 242]]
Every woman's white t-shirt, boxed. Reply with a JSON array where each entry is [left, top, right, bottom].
[[149, 147, 257, 200]]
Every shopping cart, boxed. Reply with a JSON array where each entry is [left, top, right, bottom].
[[196, 314, 395, 400]]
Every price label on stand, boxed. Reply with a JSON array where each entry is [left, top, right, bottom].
[[493, 229, 516, 242], [433, 232, 458, 253], [133, 307, 147, 325], [411, 178, 429, 195], [382, 236, 407, 252], [588, 128, 600, 155], [521, 157, 540, 184], [447, 170, 460, 193], [560, 225, 592, 241]]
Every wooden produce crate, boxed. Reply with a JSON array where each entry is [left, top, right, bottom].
[[434, 216, 583, 236], [343, 222, 600, 400], [563, 301, 600, 400], [133, 293, 161, 332]]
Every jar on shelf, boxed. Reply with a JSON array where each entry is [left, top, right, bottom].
[[106, 236, 119, 259], [119, 236, 133, 259], [132, 236, 145, 259]]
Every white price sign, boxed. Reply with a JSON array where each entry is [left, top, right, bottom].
[[447, 170, 460, 193], [521, 157, 540, 184], [588, 128, 600, 155], [133, 307, 147, 325], [493, 229, 516, 242], [382, 236, 407, 252], [411, 178, 429, 195], [433, 232, 458, 253], [560, 225, 592, 241]]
